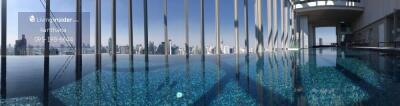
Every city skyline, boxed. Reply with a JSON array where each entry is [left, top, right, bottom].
[[9, 35, 252, 55]]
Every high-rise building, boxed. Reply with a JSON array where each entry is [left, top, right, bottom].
[[108, 37, 112, 53], [15, 34, 27, 55], [135, 44, 144, 54], [119, 46, 130, 54], [171, 45, 179, 55], [148, 41, 156, 54], [319, 38, 323, 46], [156, 42, 166, 54]]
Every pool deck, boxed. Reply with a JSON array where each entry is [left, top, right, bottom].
[[352, 47, 400, 52]]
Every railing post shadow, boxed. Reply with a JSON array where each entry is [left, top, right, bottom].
[[1, 57, 6, 104]]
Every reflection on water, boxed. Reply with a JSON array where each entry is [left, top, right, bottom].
[[1, 57, 6, 105], [0, 48, 400, 105]]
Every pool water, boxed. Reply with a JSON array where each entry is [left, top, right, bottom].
[[1, 48, 400, 105]]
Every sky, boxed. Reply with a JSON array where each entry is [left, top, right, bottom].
[[316, 27, 336, 45], [1, 0, 336, 48]]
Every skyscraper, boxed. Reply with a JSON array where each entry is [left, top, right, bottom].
[[108, 37, 112, 54], [319, 38, 323, 46], [15, 34, 27, 55], [156, 42, 166, 54], [148, 41, 156, 54]]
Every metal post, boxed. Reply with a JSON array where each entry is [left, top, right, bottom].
[[76, 0, 82, 72], [163, 0, 168, 57], [200, 0, 205, 61], [44, 0, 50, 105], [255, 0, 263, 55], [267, 0, 272, 50], [244, 0, 249, 56], [75, 1, 84, 97], [75, 0, 83, 95], [1, 0, 6, 58], [234, 0, 240, 78], [394, 10, 398, 48], [96, 0, 101, 70], [272, 0, 278, 49], [281, 0, 286, 49], [185, 0, 189, 58], [284, 0, 290, 48], [1, 1, 7, 100], [44, 0, 50, 58], [216, 0, 220, 55], [129, 0, 133, 63], [112, 0, 117, 69], [144, 0, 149, 66], [234, 0, 239, 55]]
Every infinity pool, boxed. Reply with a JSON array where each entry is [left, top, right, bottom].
[[0, 48, 400, 105]]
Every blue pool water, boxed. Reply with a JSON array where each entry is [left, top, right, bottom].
[[0, 48, 400, 105]]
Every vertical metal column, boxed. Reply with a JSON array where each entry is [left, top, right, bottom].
[[144, 0, 149, 67], [163, 0, 168, 57], [272, 0, 278, 49], [292, 3, 296, 48], [255, 0, 263, 55], [129, 0, 133, 64], [234, 0, 239, 55], [76, 0, 82, 72], [267, 0, 272, 50], [234, 0, 240, 77], [0, 0, 6, 100], [200, 0, 205, 60], [75, 4, 83, 105], [1, 0, 7, 100], [200, 0, 206, 97], [281, 0, 286, 49], [394, 10, 398, 48], [284, 0, 289, 48], [185, 0, 189, 58], [44, 0, 50, 60], [244, 0, 249, 56], [1, 0, 6, 59], [112, 0, 117, 69], [96, 0, 101, 70], [215, 0, 220, 55], [44, 0, 50, 105], [287, 0, 291, 48], [75, 0, 83, 96]]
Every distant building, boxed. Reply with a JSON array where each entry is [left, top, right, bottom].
[[108, 37, 112, 53], [156, 42, 166, 54], [206, 45, 216, 55], [119, 46, 130, 54], [148, 41, 156, 54], [171, 45, 179, 55], [135, 44, 144, 54], [15, 34, 27, 55], [319, 38, 323, 46], [49, 48, 59, 55], [192, 46, 201, 55]]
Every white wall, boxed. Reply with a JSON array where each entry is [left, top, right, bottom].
[[353, 0, 400, 31]]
